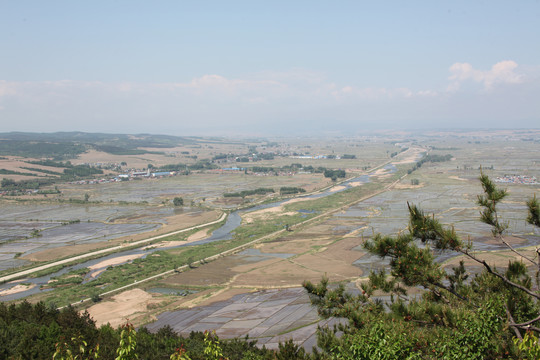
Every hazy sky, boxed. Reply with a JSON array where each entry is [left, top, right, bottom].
[[0, 1, 539, 136]]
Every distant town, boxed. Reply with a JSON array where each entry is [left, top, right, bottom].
[[494, 174, 538, 185]]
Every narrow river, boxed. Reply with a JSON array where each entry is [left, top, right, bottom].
[[0, 164, 404, 301]]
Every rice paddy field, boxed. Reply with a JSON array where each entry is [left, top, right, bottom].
[[1, 130, 539, 349]]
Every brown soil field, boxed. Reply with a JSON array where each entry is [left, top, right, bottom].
[[0, 157, 54, 172], [393, 182, 424, 190], [21, 210, 220, 262], [0, 157, 67, 181], [162, 256, 241, 287], [86, 288, 162, 327], [213, 197, 244, 206], [175, 288, 255, 310], [449, 176, 469, 182], [231, 260, 327, 288], [146, 218, 365, 324], [0, 174, 42, 182], [76, 150, 176, 169], [442, 249, 537, 280]]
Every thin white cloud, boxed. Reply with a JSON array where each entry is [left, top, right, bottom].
[[0, 80, 17, 97], [448, 60, 524, 91], [0, 63, 537, 134], [331, 86, 435, 100], [0, 70, 434, 107]]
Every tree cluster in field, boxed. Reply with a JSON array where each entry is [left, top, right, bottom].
[[303, 174, 540, 359], [92, 145, 150, 156], [421, 154, 453, 163], [323, 169, 346, 181], [37, 187, 61, 195], [223, 188, 275, 198], [0, 301, 308, 360], [1, 177, 56, 192], [390, 147, 409, 158], [62, 165, 103, 178], [20, 167, 63, 176], [0, 168, 39, 176], [249, 166, 276, 173], [159, 160, 217, 172], [212, 152, 277, 163], [212, 154, 229, 160], [25, 160, 74, 168], [408, 153, 452, 174], [279, 187, 306, 195]]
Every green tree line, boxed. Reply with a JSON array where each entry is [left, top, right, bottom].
[[224, 188, 275, 198], [0, 301, 306, 359]]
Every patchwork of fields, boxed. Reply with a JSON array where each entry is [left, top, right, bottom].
[[1, 131, 539, 349]]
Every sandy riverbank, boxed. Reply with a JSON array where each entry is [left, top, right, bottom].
[[0, 283, 36, 296]]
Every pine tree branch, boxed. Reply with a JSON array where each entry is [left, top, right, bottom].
[[461, 249, 540, 301], [505, 304, 523, 340], [509, 313, 540, 328], [536, 248, 540, 290], [499, 235, 537, 266], [432, 281, 470, 303]]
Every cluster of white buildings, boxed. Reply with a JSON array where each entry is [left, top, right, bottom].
[[69, 170, 177, 185], [494, 175, 538, 185]]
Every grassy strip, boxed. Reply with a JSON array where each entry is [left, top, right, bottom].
[[285, 182, 384, 214], [31, 265, 66, 278], [35, 235, 258, 306]]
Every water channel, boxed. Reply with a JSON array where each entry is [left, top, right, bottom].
[[0, 169, 379, 301], [5, 162, 536, 302]]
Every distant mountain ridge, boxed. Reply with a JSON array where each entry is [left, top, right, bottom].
[[0, 131, 198, 159]]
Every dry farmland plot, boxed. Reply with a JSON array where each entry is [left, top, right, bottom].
[[151, 216, 367, 311], [0, 157, 64, 180]]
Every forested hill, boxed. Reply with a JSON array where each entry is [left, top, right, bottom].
[[0, 132, 193, 159], [0, 301, 300, 359]]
